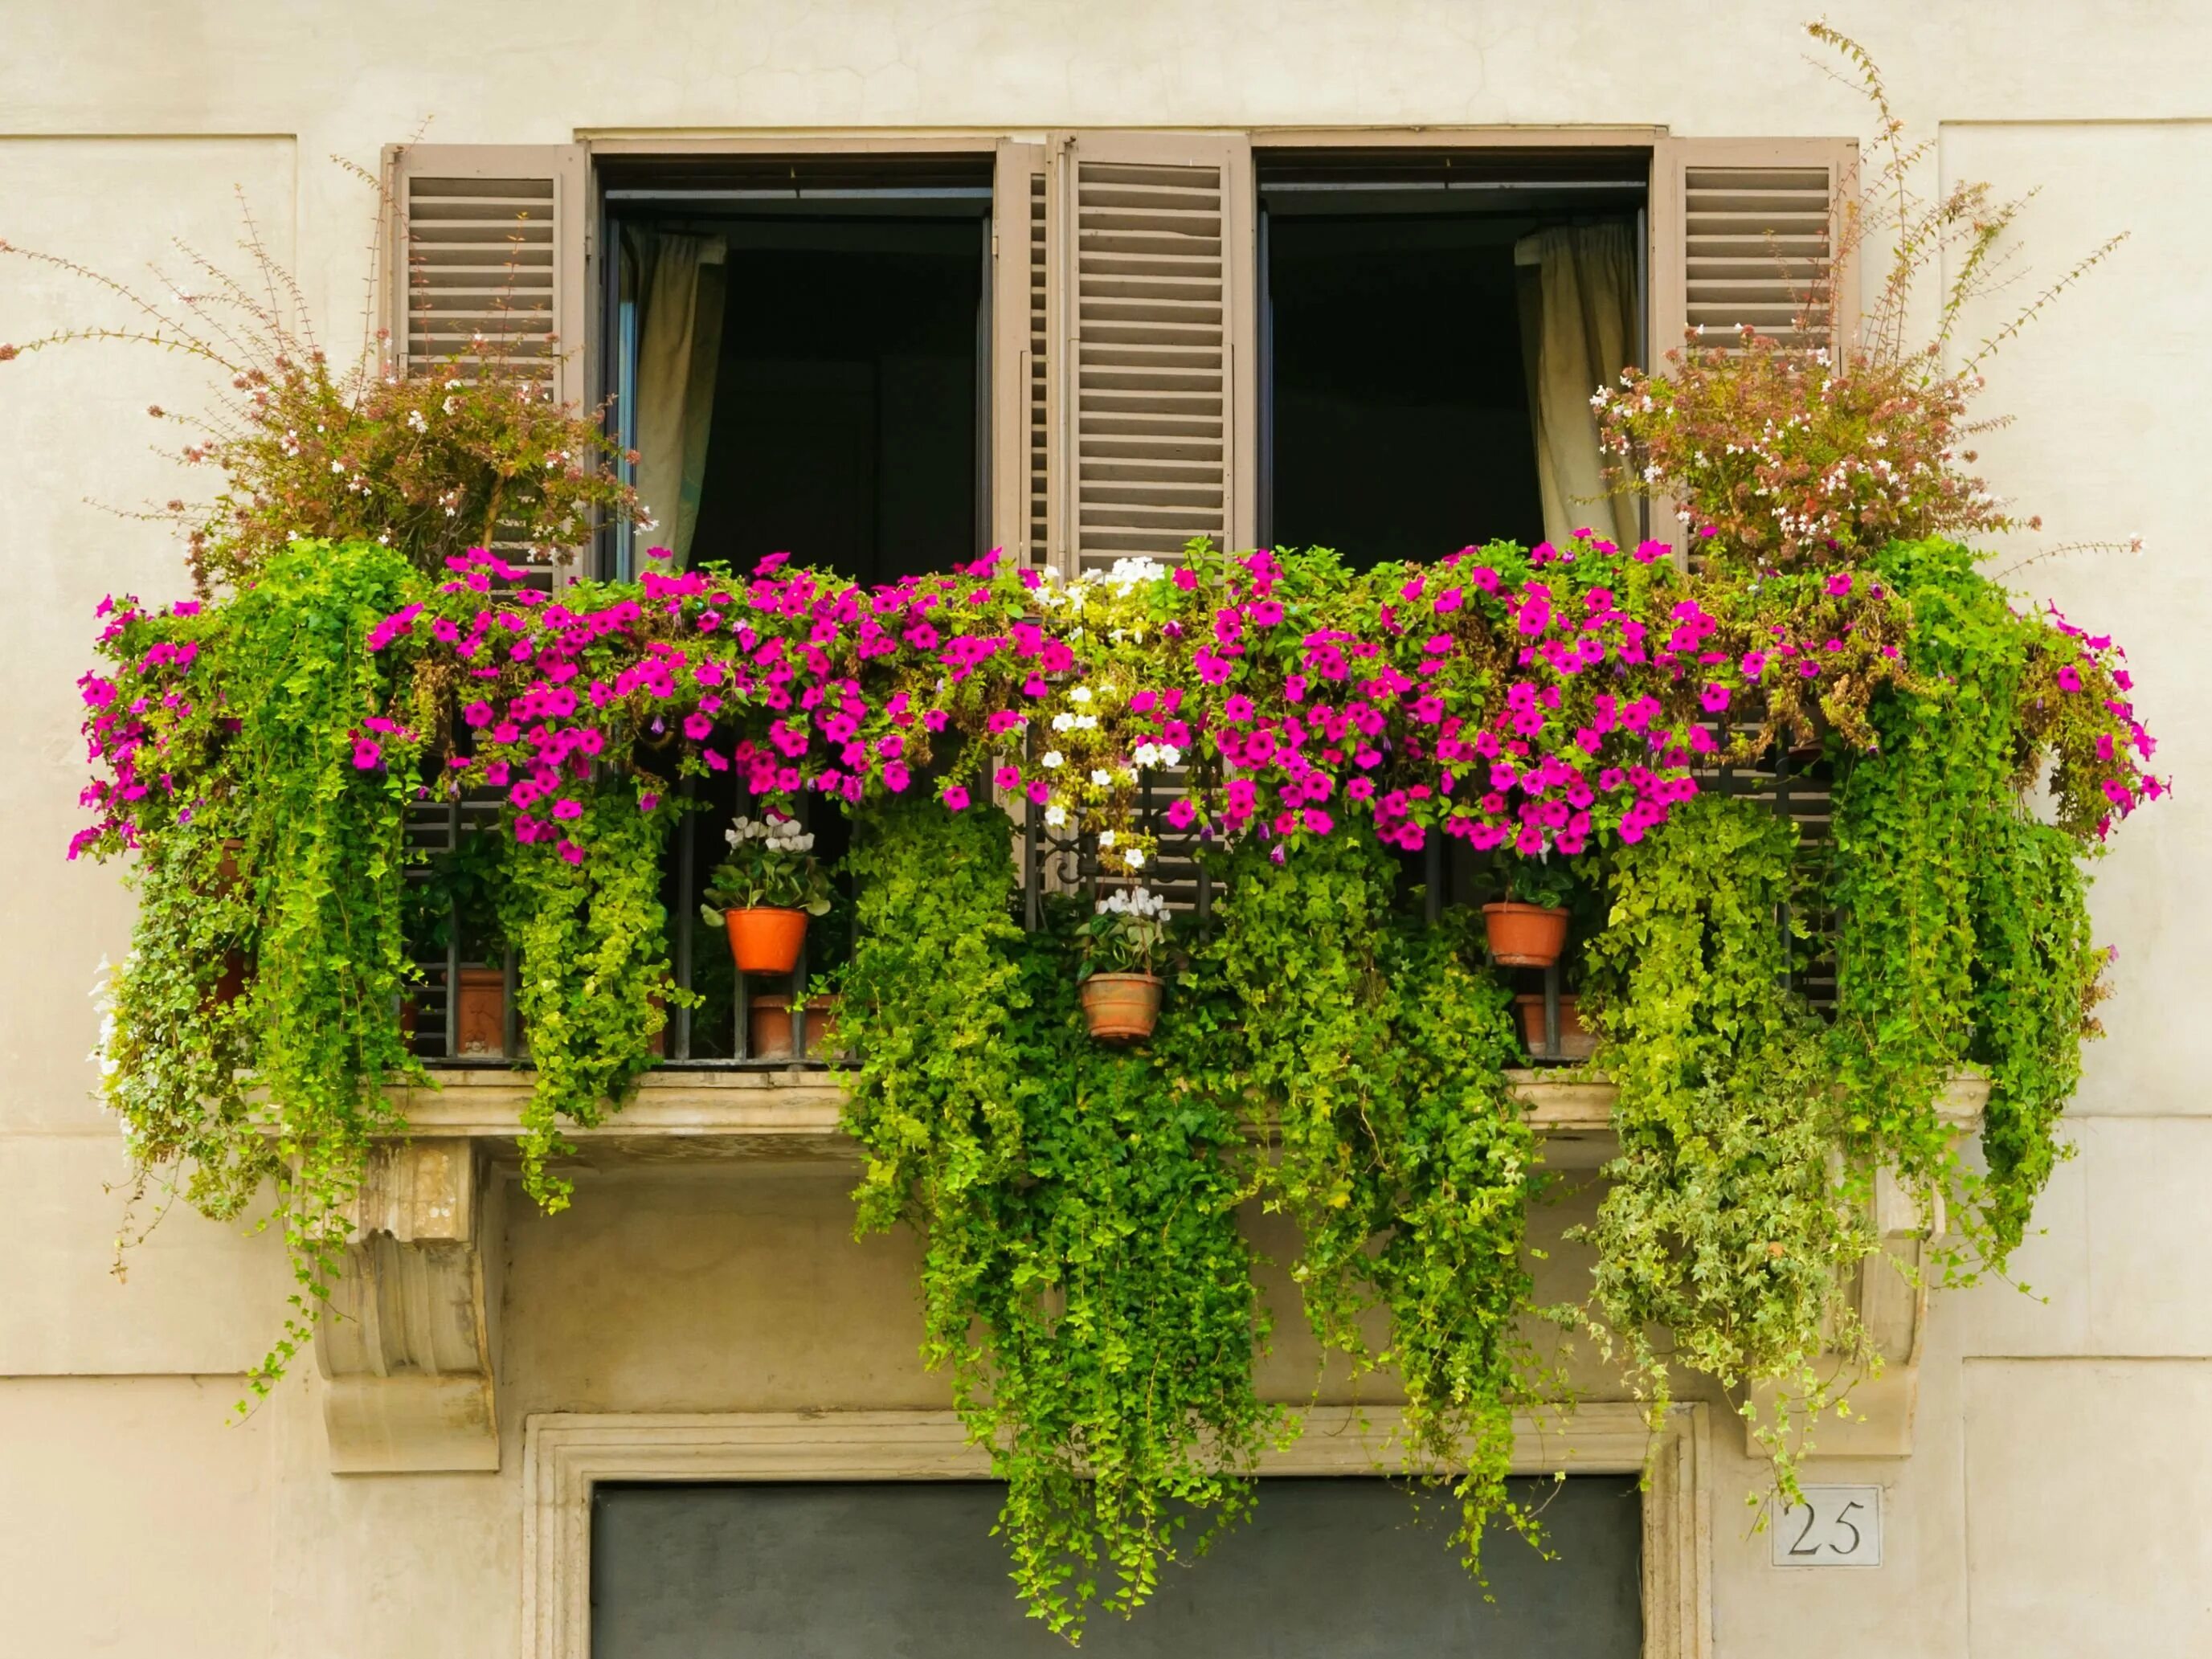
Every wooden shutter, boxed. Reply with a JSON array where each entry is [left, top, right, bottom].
[[1045, 132, 1256, 573], [1650, 137, 1858, 360], [990, 141, 1049, 566], [383, 143, 591, 410], [383, 143, 594, 582]]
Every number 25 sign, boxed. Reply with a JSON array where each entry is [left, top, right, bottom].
[[1769, 1485, 1883, 1568]]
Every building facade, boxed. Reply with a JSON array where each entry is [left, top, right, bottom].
[[3, 3, 2207, 1653]]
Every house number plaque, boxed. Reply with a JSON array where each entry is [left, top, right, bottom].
[[1769, 1485, 1883, 1567]]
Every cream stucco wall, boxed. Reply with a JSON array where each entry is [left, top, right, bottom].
[[4, 4, 2210, 1654]]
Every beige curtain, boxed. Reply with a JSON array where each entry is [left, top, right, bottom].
[[632, 230, 728, 566], [1515, 223, 1642, 553]]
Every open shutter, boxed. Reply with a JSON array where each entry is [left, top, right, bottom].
[[1650, 137, 1858, 361], [383, 143, 593, 580], [990, 141, 1049, 566], [384, 143, 591, 405], [1045, 132, 1255, 573]]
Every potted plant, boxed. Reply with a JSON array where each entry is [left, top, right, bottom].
[[701, 811, 832, 974], [1482, 860, 1573, 968], [1077, 885, 1172, 1042], [1513, 988, 1597, 1062], [746, 990, 846, 1062]]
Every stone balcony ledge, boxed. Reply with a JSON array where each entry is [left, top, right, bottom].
[[385, 1065, 1989, 1171]]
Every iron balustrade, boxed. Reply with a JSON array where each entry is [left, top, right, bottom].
[[401, 747, 1828, 1073]]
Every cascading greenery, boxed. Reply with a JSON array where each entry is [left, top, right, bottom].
[[92, 541, 427, 1405], [1190, 832, 1543, 1566], [1575, 792, 1875, 1487], [1830, 538, 2109, 1269], [839, 798, 1274, 1638], [497, 790, 681, 1208]]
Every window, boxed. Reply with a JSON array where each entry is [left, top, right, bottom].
[[600, 154, 995, 584], [1258, 149, 1648, 566]]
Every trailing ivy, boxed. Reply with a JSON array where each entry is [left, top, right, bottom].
[[1969, 813, 2104, 1257], [1576, 792, 1873, 1490], [840, 799, 1273, 1640], [1193, 832, 1543, 1567], [217, 541, 425, 1401], [1830, 538, 2110, 1269], [499, 789, 681, 1209]]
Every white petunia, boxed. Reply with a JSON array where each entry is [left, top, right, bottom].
[[1042, 750, 1065, 769], [1097, 830, 1117, 848], [1069, 686, 1092, 705], [1090, 769, 1112, 787], [1123, 848, 1146, 868], [1044, 804, 1068, 827], [1051, 712, 1076, 732]]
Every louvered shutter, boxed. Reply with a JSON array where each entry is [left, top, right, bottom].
[[382, 143, 594, 581], [383, 144, 590, 403], [1649, 137, 1858, 360], [1045, 133, 1256, 573], [990, 141, 1049, 565]]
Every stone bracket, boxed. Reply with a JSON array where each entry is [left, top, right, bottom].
[[315, 1138, 500, 1473]]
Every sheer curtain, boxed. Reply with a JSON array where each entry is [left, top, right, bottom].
[[1515, 223, 1642, 553], [631, 229, 729, 566]]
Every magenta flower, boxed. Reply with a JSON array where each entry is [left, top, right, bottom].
[[942, 784, 971, 811], [352, 739, 382, 770]]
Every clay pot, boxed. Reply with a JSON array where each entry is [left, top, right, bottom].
[[1482, 902, 1569, 968], [725, 908, 808, 975], [747, 994, 844, 1062], [1080, 972, 1163, 1042], [208, 948, 250, 1009], [455, 966, 508, 1058], [1514, 993, 1597, 1062]]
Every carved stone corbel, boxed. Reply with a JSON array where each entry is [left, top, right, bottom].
[[315, 1138, 501, 1473]]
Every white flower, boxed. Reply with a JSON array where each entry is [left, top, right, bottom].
[[1090, 769, 1112, 787], [1157, 745, 1181, 769], [1042, 750, 1065, 770], [1097, 830, 1117, 848], [1135, 742, 1160, 766], [1051, 712, 1076, 732], [1072, 713, 1098, 730], [1069, 686, 1092, 705], [1044, 804, 1068, 827], [1124, 848, 1146, 869]]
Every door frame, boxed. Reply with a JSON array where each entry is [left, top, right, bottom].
[[522, 1401, 1711, 1658]]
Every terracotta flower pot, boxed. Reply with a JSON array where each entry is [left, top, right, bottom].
[[1080, 972, 1163, 1043], [1482, 902, 1569, 968], [455, 965, 508, 1058], [1514, 993, 1597, 1062], [725, 908, 809, 975], [747, 993, 844, 1062]]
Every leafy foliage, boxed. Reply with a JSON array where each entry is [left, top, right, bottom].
[[498, 789, 681, 1208], [1576, 793, 1874, 1492], [1192, 832, 1544, 1567], [840, 799, 1274, 1639]]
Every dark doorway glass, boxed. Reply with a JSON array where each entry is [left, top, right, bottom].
[[687, 219, 983, 586], [591, 1476, 1642, 1657]]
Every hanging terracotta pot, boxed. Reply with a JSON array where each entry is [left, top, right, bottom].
[[1514, 993, 1597, 1062], [725, 908, 808, 975], [1481, 902, 1569, 968], [1080, 973, 1163, 1043], [454, 966, 508, 1059]]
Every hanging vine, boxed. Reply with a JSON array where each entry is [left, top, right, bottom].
[[839, 799, 1274, 1639]]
